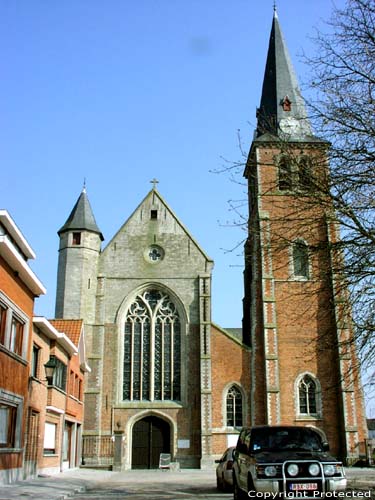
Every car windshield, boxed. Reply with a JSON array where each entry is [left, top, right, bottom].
[[250, 428, 324, 453]]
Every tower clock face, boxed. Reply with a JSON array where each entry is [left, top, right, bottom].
[[279, 116, 300, 135]]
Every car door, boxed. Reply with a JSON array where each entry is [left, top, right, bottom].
[[238, 429, 252, 490]]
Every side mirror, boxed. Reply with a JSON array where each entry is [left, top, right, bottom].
[[322, 441, 330, 451], [215, 459, 221, 463], [233, 449, 239, 460]]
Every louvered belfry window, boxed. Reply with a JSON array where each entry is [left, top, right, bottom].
[[123, 289, 181, 401]]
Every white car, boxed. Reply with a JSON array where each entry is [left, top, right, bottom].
[[216, 446, 235, 491]]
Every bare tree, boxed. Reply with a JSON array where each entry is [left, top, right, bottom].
[[303, 0, 375, 379], [217, 0, 375, 399]]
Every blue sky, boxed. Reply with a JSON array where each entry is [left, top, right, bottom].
[[5, 1, 373, 413]]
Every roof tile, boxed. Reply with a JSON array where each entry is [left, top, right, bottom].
[[50, 319, 83, 347]]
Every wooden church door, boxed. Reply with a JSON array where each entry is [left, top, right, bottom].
[[132, 416, 170, 469]]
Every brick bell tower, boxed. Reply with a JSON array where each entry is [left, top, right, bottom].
[[242, 9, 368, 462]]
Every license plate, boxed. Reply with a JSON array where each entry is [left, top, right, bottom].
[[291, 483, 318, 491]]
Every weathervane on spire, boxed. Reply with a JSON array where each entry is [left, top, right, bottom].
[[83, 177, 87, 193], [150, 178, 159, 190]]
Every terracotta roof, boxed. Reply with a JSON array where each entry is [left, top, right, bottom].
[[49, 319, 83, 347]]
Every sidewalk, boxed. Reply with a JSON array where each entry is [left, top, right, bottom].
[[0, 467, 373, 500], [0, 469, 115, 500], [345, 467, 375, 490]]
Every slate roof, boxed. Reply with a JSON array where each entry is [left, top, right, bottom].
[[58, 188, 104, 240], [256, 10, 318, 141], [50, 319, 83, 347], [223, 328, 243, 342]]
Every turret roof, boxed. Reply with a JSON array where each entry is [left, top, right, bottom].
[[58, 187, 104, 240]]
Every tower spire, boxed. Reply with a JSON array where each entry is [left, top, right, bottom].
[[256, 11, 313, 139], [58, 187, 104, 241]]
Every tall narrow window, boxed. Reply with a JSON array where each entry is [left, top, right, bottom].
[[299, 157, 312, 190], [298, 375, 318, 415], [0, 304, 7, 345], [278, 156, 292, 190], [123, 289, 181, 402], [293, 241, 309, 279], [226, 386, 243, 427], [9, 316, 24, 356], [31, 344, 40, 378]]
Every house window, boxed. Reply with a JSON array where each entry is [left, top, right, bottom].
[[72, 232, 81, 245], [0, 293, 29, 359], [298, 375, 318, 415], [31, 344, 40, 378], [0, 390, 23, 449], [226, 385, 243, 427], [278, 156, 292, 190], [9, 316, 24, 356], [0, 303, 7, 345], [293, 240, 309, 279], [123, 289, 181, 401], [48, 356, 67, 391], [0, 404, 16, 448], [43, 422, 57, 455]]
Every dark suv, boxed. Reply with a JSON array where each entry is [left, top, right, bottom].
[[233, 426, 346, 499]]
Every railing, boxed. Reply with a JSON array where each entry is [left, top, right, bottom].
[[82, 435, 114, 466]]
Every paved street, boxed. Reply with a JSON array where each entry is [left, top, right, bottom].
[[0, 467, 374, 500], [70, 469, 229, 500], [59, 468, 375, 500]]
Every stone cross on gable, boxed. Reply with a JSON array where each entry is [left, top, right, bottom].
[[150, 178, 159, 190]]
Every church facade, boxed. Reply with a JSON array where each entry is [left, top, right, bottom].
[[54, 11, 367, 469]]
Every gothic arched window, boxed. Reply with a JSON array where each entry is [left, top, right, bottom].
[[293, 240, 309, 279], [298, 375, 318, 415], [226, 385, 243, 427], [123, 289, 181, 401]]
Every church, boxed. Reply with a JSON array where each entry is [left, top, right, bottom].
[[54, 10, 368, 469]]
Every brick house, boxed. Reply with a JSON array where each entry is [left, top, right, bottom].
[[49, 319, 90, 470], [53, 10, 368, 468], [25, 317, 89, 479], [0, 210, 46, 483]]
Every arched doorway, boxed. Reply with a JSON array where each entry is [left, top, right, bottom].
[[132, 416, 171, 469]]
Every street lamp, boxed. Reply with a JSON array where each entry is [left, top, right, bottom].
[[44, 356, 57, 385]]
